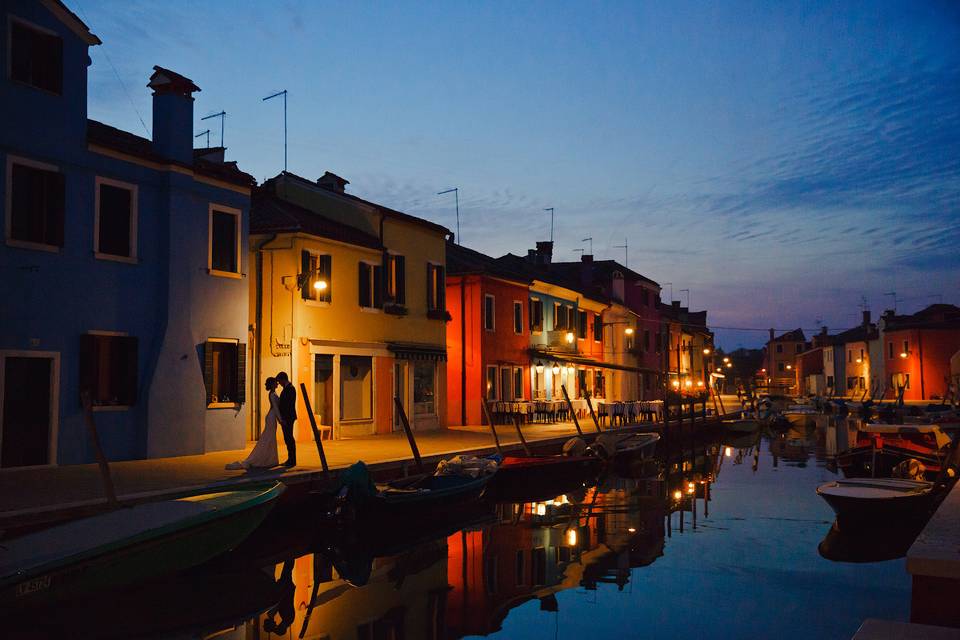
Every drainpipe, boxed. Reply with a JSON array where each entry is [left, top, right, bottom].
[[460, 276, 467, 425], [253, 233, 277, 437], [918, 331, 925, 400]]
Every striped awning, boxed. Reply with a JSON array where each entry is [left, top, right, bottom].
[[388, 342, 447, 361]]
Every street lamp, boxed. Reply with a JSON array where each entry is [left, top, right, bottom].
[[536, 361, 544, 373], [552, 364, 561, 375], [722, 357, 730, 363], [703, 348, 711, 355], [786, 364, 792, 370], [625, 327, 635, 336], [313, 279, 327, 291]]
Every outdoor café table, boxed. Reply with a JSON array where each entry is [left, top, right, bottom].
[[568, 397, 588, 417]]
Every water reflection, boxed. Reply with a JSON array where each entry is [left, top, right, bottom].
[[2, 417, 916, 639]]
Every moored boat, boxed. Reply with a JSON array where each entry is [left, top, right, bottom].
[[722, 419, 762, 434], [837, 424, 951, 479], [815, 478, 935, 530], [485, 453, 601, 503], [0, 482, 284, 608]]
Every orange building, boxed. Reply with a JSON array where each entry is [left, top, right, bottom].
[[446, 242, 533, 426], [880, 304, 960, 401], [765, 328, 806, 393]]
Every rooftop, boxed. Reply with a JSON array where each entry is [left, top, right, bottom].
[[250, 190, 382, 250]]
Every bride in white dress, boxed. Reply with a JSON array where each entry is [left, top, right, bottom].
[[226, 377, 280, 470]]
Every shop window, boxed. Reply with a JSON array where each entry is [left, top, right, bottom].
[[10, 20, 62, 94], [203, 339, 245, 406], [484, 294, 495, 331], [209, 207, 239, 275], [313, 354, 334, 425], [414, 362, 436, 415], [8, 159, 64, 248], [513, 301, 523, 334], [513, 367, 524, 399], [340, 355, 372, 420], [358, 262, 383, 309], [385, 254, 405, 305], [530, 299, 543, 332], [79, 334, 138, 407], [95, 178, 137, 260], [301, 251, 332, 302], [485, 365, 497, 401]]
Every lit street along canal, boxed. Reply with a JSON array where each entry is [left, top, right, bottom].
[[3, 419, 910, 639]]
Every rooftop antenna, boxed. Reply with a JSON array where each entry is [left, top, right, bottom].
[[581, 237, 593, 255], [680, 288, 690, 309], [883, 291, 897, 312], [663, 282, 673, 303], [437, 188, 460, 243], [262, 90, 288, 172], [573, 248, 584, 257], [201, 110, 226, 147], [194, 129, 210, 148], [544, 208, 555, 242], [613, 238, 628, 267]]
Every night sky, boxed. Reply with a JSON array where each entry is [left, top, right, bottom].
[[79, 1, 960, 348]]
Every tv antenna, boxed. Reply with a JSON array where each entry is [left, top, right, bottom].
[[262, 90, 288, 172], [883, 291, 898, 312], [680, 288, 690, 308], [573, 248, 584, 257], [544, 208, 555, 242], [614, 238, 628, 267], [201, 110, 226, 147], [437, 188, 459, 243], [194, 129, 210, 148], [582, 237, 593, 255]]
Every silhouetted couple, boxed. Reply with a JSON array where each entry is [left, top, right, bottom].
[[226, 371, 297, 470]]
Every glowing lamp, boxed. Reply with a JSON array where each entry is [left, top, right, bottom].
[[552, 364, 561, 375], [536, 361, 544, 374], [536, 503, 547, 516], [696, 380, 704, 387], [899, 352, 908, 359], [684, 379, 692, 388], [627, 527, 637, 533], [566, 528, 578, 546], [703, 348, 711, 355], [723, 357, 730, 363], [565, 332, 575, 344], [313, 279, 328, 291], [726, 363, 733, 369], [716, 367, 722, 372], [671, 379, 680, 388], [568, 365, 576, 375], [625, 327, 635, 336], [672, 490, 682, 500], [725, 446, 733, 457], [855, 358, 862, 363], [786, 364, 792, 370], [761, 368, 766, 373]]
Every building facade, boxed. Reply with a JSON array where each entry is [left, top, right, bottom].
[[249, 172, 449, 441], [879, 305, 960, 401], [0, 1, 253, 467], [764, 329, 806, 393]]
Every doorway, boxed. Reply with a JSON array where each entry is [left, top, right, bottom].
[[393, 361, 408, 431], [1, 352, 58, 468]]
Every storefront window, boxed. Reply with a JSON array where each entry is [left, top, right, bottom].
[[314, 354, 334, 425], [414, 362, 436, 414], [340, 356, 372, 421], [486, 366, 497, 401]]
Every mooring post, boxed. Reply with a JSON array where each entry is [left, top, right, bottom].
[[300, 383, 329, 476], [81, 391, 119, 508], [481, 400, 503, 455], [394, 396, 423, 473], [511, 414, 532, 456], [561, 385, 584, 436], [585, 394, 603, 433]]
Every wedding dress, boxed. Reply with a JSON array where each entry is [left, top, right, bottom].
[[226, 391, 280, 470]]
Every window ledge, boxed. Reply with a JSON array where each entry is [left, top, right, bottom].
[[95, 252, 138, 264], [359, 307, 383, 314], [303, 299, 331, 308], [92, 405, 132, 412], [208, 269, 242, 279], [6, 238, 61, 253], [427, 309, 451, 321], [207, 402, 241, 409], [384, 304, 408, 316]]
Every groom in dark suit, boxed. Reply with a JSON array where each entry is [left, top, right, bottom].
[[276, 371, 297, 467]]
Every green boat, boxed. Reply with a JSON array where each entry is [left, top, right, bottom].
[[0, 482, 284, 608]]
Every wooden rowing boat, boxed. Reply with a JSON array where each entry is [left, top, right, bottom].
[[816, 477, 935, 530]]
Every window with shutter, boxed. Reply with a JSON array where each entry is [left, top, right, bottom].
[[359, 262, 371, 307], [427, 264, 445, 313], [530, 299, 543, 332], [484, 295, 495, 331], [302, 251, 332, 302], [513, 301, 523, 334], [9, 161, 65, 248], [79, 334, 138, 407], [577, 310, 587, 339], [386, 254, 405, 305], [204, 340, 242, 406], [10, 20, 63, 94], [594, 315, 603, 342]]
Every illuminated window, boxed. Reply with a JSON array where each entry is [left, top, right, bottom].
[[10, 19, 62, 94], [203, 339, 245, 406], [385, 254, 405, 305], [427, 263, 445, 313], [80, 334, 138, 407]]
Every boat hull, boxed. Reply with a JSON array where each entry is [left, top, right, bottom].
[[816, 480, 935, 531], [837, 445, 941, 479], [485, 456, 601, 503]]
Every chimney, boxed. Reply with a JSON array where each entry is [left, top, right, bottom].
[[769, 328, 775, 344], [535, 241, 553, 265], [581, 254, 593, 263], [148, 66, 199, 165], [317, 171, 349, 193], [862, 310, 871, 327], [612, 272, 624, 301]]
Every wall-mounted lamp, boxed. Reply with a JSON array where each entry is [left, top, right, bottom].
[[552, 364, 561, 375], [295, 268, 327, 292], [703, 348, 711, 355], [726, 363, 733, 369], [624, 327, 635, 336], [672, 489, 682, 500], [565, 331, 575, 344], [684, 379, 693, 388], [786, 364, 793, 370], [723, 357, 730, 363], [536, 361, 544, 373], [696, 380, 704, 387], [899, 351, 909, 359], [671, 379, 680, 388]]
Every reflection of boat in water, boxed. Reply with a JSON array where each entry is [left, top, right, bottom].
[[818, 520, 926, 563], [0, 563, 282, 639], [783, 405, 818, 428], [0, 481, 283, 608], [722, 419, 761, 434], [837, 424, 950, 479], [816, 478, 936, 530], [486, 454, 601, 503]]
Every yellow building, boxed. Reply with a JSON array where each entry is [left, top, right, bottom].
[[249, 172, 450, 441]]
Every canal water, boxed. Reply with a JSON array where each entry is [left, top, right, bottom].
[[5, 418, 912, 639]]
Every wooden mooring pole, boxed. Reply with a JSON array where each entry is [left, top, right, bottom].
[[511, 415, 532, 456], [394, 396, 423, 473], [561, 385, 584, 437], [481, 400, 503, 455], [81, 391, 119, 508], [300, 383, 329, 476], [585, 394, 603, 433]]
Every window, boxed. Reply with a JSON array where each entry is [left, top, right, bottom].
[[427, 263, 445, 313], [594, 314, 603, 342], [301, 250, 332, 302], [577, 310, 587, 339], [776, 344, 783, 354], [860, 349, 865, 361], [7, 158, 64, 248], [484, 294, 495, 331], [848, 350, 852, 363], [10, 19, 63, 94], [795, 344, 803, 353], [644, 330, 651, 352], [533, 365, 545, 399], [79, 334, 138, 407], [95, 178, 137, 260], [340, 355, 372, 420], [847, 377, 856, 390], [553, 302, 565, 330], [385, 254, 405, 305], [642, 289, 650, 306], [513, 367, 523, 399], [827, 376, 834, 388], [594, 371, 605, 398], [778, 362, 785, 372], [500, 367, 511, 401], [513, 301, 523, 334], [485, 366, 498, 401], [413, 362, 436, 415], [530, 298, 543, 332], [888, 342, 894, 359], [358, 261, 383, 309], [903, 340, 909, 354], [203, 339, 245, 406], [209, 206, 240, 275]]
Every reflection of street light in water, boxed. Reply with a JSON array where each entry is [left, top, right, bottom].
[[672, 489, 682, 500]]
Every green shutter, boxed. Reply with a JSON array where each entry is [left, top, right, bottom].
[[236, 342, 247, 404], [203, 341, 214, 405], [319, 254, 332, 302], [301, 250, 311, 300]]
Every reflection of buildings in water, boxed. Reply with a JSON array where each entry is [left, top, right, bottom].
[[445, 481, 668, 638], [247, 541, 449, 640], [769, 426, 814, 466]]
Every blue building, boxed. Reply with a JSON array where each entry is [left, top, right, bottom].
[[0, 0, 254, 466]]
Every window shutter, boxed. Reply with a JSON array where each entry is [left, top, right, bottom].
[[301, 250, 311, 300], [47, 171, 65, 247], [203, 341, 214, 405], [319, 254, 332, 302], [427, 265, 435, 310], [437, 266, 445, 310], [236, 343, 247, 404], [395, 255, 405, 304], [120, 336, 138, 406], [79, 334, 97, 406], [373, 265, 383, 308], [359, 263, 370, 307]]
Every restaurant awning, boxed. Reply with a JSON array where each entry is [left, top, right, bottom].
[[388, 342, 447, 361], [529, 349, 659, 374]]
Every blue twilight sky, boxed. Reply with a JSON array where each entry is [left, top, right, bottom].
[[77, 1, 960, 348]]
